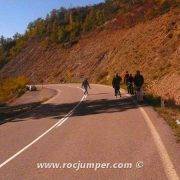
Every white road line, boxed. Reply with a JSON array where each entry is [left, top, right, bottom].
[[44, 88, 62, 104], [80, 85, 179, 179], [124, 93, 179, 179], [0, 86, 86, 169], [56, 94, 87, 127], [86, 87, 178, 180], [139, 107, 179, 180]]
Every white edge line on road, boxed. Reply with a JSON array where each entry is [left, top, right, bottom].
[[0, 86, 86, 169], [58, 85, 179, 179], [125, 93, 179, 180], [139, 107, 179, 180]]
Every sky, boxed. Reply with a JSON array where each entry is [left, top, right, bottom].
[[0, 0, 104, 38]]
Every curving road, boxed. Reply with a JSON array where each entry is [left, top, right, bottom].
[[0, 84, 179, 180]]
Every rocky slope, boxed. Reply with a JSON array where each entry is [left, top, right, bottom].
[[0, 8, 179, 104]]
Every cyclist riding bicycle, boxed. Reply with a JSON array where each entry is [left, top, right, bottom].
[[82, 78, 91, 95], [112, 73, 122, 98], [127, 74, 134, 95]]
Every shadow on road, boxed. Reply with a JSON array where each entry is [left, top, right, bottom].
[[0, 96, 147, 125], [89, 93, 110, 96]]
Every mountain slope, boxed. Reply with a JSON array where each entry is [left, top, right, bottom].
[[0, 7, 179, 104]]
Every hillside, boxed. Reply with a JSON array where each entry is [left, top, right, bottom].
[[0, 1, 179, 104]]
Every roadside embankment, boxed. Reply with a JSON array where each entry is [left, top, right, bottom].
[[0, 86, 57, 124]]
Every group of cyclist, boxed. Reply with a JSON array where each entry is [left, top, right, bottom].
[[112, 70, 144, 102], [127, 70, 144, 103], [82, 70, 144, 103]]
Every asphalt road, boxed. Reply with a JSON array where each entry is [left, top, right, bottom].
[[0, 84, 179, 180]]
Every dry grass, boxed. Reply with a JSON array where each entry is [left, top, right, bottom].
[[145, 94, 180, 142], [156, 106, 180, 143]]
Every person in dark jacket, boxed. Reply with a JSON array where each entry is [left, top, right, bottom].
[[127, 74, 134, 95], [134, 70, 144, 102], [112, 73, 122, 98], [82, 78, 91, 95], [124, 71, 130, 92]]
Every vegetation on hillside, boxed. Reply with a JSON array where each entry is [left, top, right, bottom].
[[0, 0, 177, 69], [0, 76, 28, 104]]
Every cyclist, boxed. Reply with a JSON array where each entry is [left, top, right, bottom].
[[134, 70, 144, 102], [124, 71, 130, 93], [127, 74, 134, 95], [82, 78, 91, 95], [112, 73, 122, 98]]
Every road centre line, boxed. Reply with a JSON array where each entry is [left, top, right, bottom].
[[0, 86, 85, 169]]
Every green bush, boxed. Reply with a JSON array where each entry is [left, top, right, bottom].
[[161, 1, 171, 13]]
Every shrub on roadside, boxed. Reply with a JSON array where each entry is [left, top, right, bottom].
[[0, 76, 29, 103]]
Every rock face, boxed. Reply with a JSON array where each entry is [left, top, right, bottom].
[[1, 8, 179, 104]]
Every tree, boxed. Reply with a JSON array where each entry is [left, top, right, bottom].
[[0, 36, 5, 47], [27, 22, 35, 30], [13, 33, 21, 40], [95, 10, 105, 26], [83, 9, 96, 31], [58, 27, 69, 43], [49, 21, 59, 42]]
